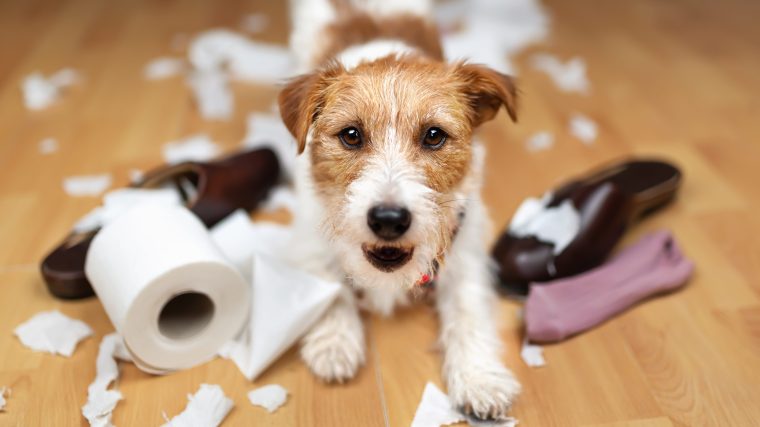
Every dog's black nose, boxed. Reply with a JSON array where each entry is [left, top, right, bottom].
[[367, 205, 411, 240]]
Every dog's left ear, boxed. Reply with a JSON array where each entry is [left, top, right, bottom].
[[278, 65, 342, 154], [454, 63, 518, 126]]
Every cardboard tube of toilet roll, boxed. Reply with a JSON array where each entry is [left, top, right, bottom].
[[85, 203, 249, 374]]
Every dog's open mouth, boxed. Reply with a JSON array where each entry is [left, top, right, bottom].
[[362, 244, 413, 272]]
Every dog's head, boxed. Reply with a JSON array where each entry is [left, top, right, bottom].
[[278, 55, 516, 290]]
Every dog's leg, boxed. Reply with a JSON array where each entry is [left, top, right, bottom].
[[300, 286, 366, 382], [435, 203, 521, 420]]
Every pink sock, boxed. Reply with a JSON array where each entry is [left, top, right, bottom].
[[524, 230, 694, 343]]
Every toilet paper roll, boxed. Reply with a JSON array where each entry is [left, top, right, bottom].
[[85, 203, 249, 374]]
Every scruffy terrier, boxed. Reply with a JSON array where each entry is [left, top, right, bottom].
[[278, 0, 521, 419]]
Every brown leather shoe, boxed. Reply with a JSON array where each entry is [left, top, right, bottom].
[[492, 159, 682, 296], [41, 148, 280, 299]]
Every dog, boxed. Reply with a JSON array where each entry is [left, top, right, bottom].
[[278, 0, 521, 420]]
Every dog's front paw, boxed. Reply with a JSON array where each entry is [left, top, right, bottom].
[[300, 323, 365, 383], [446, 365, 521, 421]]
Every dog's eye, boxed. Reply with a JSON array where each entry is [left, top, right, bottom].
[[338, 127, 363, 148], [422, 127, 447, 149]]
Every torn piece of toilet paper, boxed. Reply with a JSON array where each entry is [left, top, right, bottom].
[[144, 57, 186, 80], [411, 382, 465, 427], [0, 387, 8, 412], [81, 333, 132, 427], [21, 68, 81, 110], [163, 134, 220, 164], [509, 195, 581, 256], [210, 210, 292, 277], [14, 310, 93, 357], [525, 131, 554, 152], [39, 137, 59, 154], [242, 112, 297, 181], [440, 0, 549, 75], [240, 13, 269, 33], [568, 113, 598, 145], [412, 382, 519, 427], [162, 384, 233, 427], [247, 384, 288, 413], [218, 254, 341, 380], [261, 186, 297, 213], [187, 70, 234, 120], [63, 174, 112, 197], [520, 338, 545, 368], [73, 187, 182, 233], [189, 29, 295, 84], [531, 54, 590, 94]]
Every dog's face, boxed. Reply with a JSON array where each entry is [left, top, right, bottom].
[[279, 56, 516, 289]]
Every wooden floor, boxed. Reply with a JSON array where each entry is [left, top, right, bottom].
[[1, 0, 759, 425]]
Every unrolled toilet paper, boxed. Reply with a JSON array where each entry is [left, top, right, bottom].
[[85, 203, 249, 374]]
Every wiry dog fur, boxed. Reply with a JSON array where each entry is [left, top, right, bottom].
[[279, 0, 521, 420]]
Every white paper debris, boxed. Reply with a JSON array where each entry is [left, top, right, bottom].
[[440, 0, 549, 75], [82, 333, 132, 427], [247, 384, 288, 413], [143, 57, 186, 80], [14, 310, 93, 357], [162, 384, 233, 427], [568, 113, 597, 145], [187, 71, 234, 120], [189, 29, 295, 84], [240, 13, 269, 33], [411, 382, 465, 427], [261, 186, 297, 213], [520, 338, 545, 368], [0, 386, 8, 412], [525, 131, 554, 152], [162, 134, 220, 164], [218, 254, 341, 380], [63, 174, 112, 197], [242, 112, 298, 181], [73, 188, 182, 233], [21, 68, 81, 110], [509, 195, 580, 255], [531, 54, 590, 94], [210, 210, 292, 277], [39, 137, 59, 154]]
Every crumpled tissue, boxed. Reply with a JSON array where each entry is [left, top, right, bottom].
[[531, 54, 590, 94], [14, 310, 93, 357], [163, 134, 220, 164], [162, 384, 234, 427], [509, 194, 581, 256], [218, 253, 341, 380], [81, 333, 132, 427], [63, 174, 113, 197], [21, 68, 81, 110], [520, 338, 546, 368], [247, 384, 288, 413]]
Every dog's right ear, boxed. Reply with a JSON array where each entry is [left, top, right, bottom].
[[278, 65, 342, 154]]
